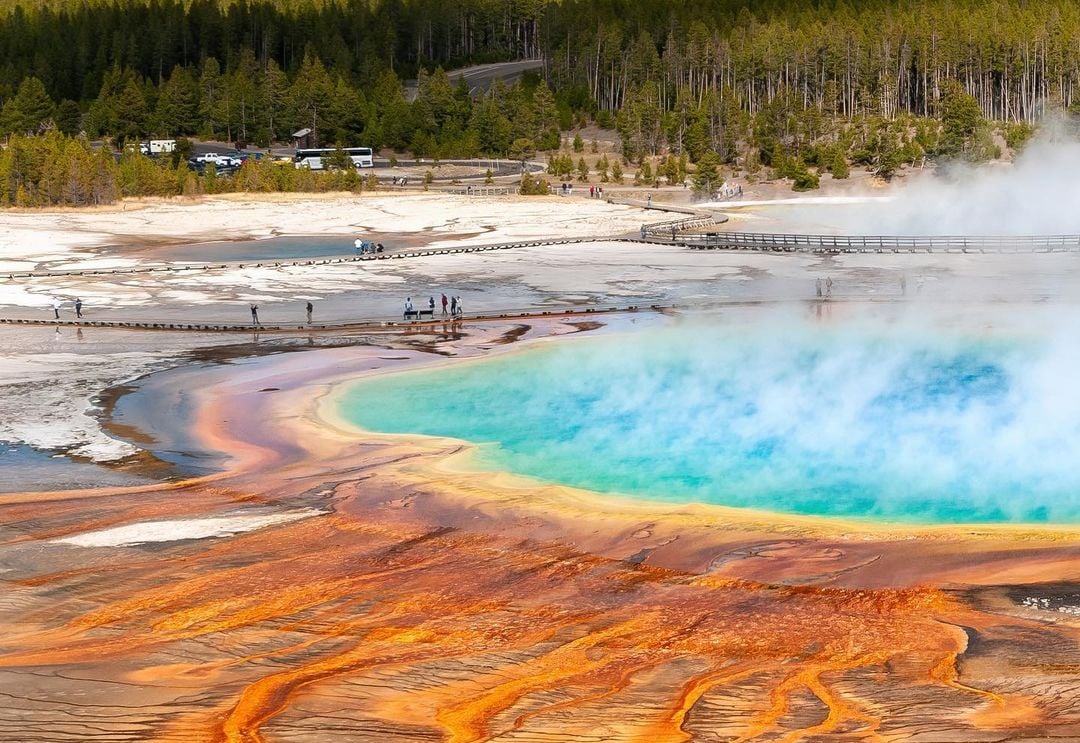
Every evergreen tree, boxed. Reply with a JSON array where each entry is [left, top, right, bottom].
[[470, 97, 512, 156], [156, 65, 199, 136], [115, 78, 148, 143], [1, 76, 54, 135], [54, 100, 82, 136], [289, 55, 335, 147], [327, 77, 366, 145], [938, 79, 988, 161], [692, 151, 721, 195]]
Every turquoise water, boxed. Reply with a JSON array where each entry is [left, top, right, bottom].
[[341, 322, 1080, 523]]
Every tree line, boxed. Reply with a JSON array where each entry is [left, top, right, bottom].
[[0, 131, 396, 207], [0, 0, 1070, 205]]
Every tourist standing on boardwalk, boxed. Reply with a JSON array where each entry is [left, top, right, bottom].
[[250, 304, 260, 326], [74, 298, 83, 318], [306, 301, 313, 323], [816, 278, 823, 297], [404, 297, 414, 319], [51, 297, 61, 319], [825, 277, 833, 298], [428, 296, 435, 314], [450, 296, 457, 316], [441, 293, 449, 316]]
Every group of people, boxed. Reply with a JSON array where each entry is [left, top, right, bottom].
[[403, 293, 464, 320], [390, 176, 410, 187], [251, 300, 317, 326], [354, 238, 385, 255], [815, 277, 835, 298], [555, 184, 606, 198], [247, 295, 468, 327], [49, 296, 84, 320], [715, 184, 744, 199]]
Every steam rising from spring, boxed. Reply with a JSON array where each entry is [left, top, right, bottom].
[[344, 311, 1080, 524], [792, 129, 1080, 236]]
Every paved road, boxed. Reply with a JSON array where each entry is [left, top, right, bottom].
[[405, 59, 544, 100]]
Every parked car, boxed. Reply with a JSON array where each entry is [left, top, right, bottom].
[[187, 158, 239, 176], [194, 152, 242, 168]]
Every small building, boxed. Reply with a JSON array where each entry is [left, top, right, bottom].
[[291, 128, 314, 149]]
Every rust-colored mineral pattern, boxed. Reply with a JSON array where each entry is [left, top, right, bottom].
[[1, 339, 1078, 742]]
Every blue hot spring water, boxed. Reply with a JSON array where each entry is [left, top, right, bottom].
[[340, 323, 1080, 524]]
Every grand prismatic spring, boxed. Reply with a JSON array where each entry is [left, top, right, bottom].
[[3, 184, 1080, 742], [342, 318, 1080, 524]]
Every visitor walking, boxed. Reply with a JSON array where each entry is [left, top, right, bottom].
[[51, 297, 61, 319], [306, 301, 313, 324], [441, 293, 449, 316], [250, 303, 260, 326], [825, 276, 833, 298], [815, 278, 823, 298], [74, 297, 83, 319], [455, 296, 463, 316], [450, 296, 457, 316]]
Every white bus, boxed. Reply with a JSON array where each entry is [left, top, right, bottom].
[[294, 147, 374, 170]]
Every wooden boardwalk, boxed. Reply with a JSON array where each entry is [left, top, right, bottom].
[[673, 231, 1080, 253], [0, 304, 671, 333]]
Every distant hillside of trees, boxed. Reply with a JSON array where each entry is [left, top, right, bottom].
[[0, 0, 1075, 204]]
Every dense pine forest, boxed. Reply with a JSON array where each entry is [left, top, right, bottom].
[[0, 0, 1074, 205]]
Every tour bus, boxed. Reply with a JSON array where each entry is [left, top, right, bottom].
[[293, 147, 374, 170]]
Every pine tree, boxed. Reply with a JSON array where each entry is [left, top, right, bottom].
[[289, 55, 335, 147], [610, 160, 624, 183], [692, 151, 721, 195], [938, 79, 988, 161], [54, 100, 82, 136], [1, 76, 54, 135], [156, 65, 199, 136], [115, 78, 148, 143]]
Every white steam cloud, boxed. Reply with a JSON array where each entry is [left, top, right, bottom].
[[790, 127, 1080, 236], [350, 307, 1080, 524]]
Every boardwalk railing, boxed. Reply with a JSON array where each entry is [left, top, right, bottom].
[[446, 186, 512, 196], [641, 215, 718, 239], [674, 231, 1080, 253]]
